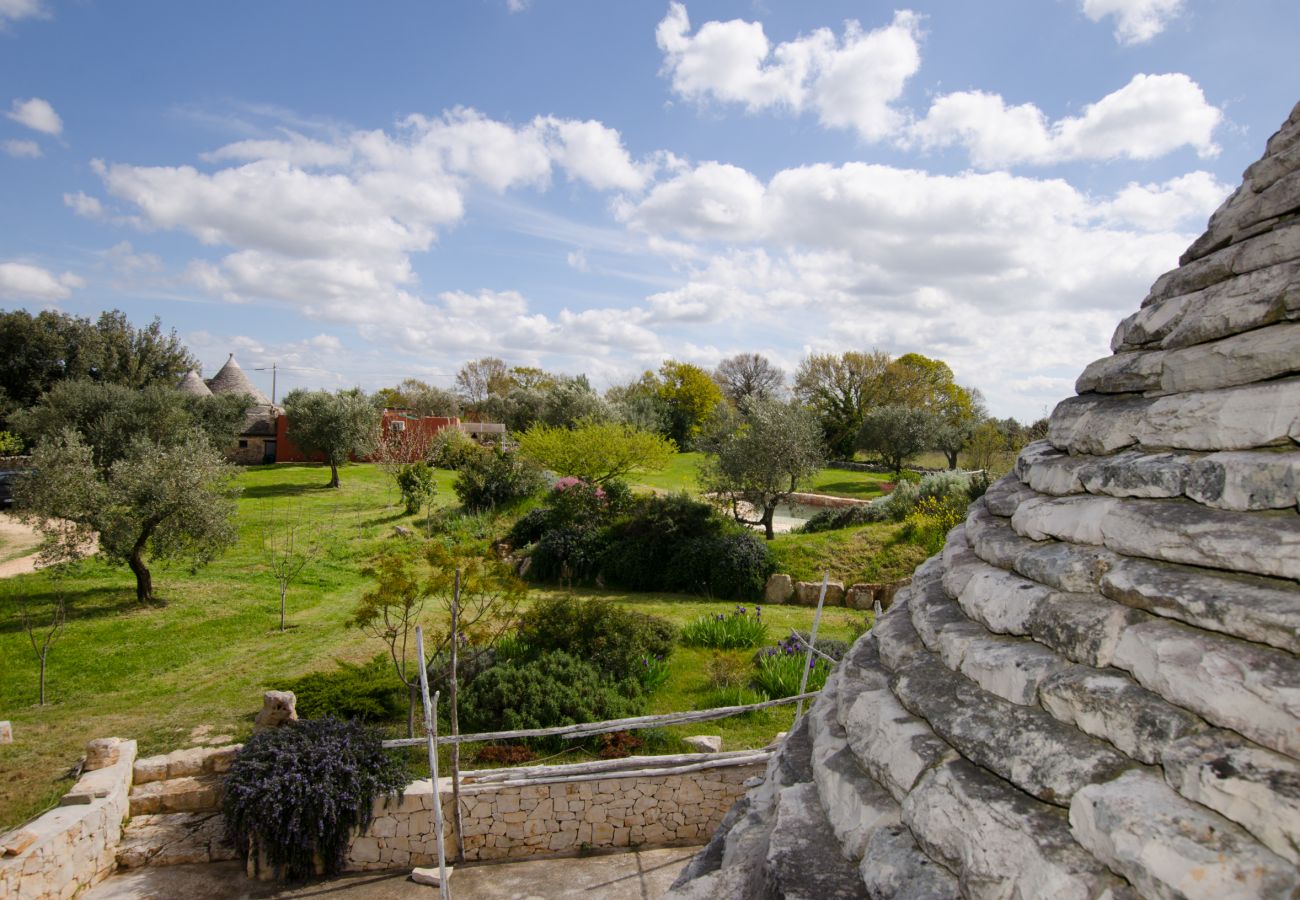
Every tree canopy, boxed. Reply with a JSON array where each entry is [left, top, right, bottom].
[[517, 421, 676, 485], [856, 404, 937, 474], [700, 399, 825, 540], [282, 388, 381, 488], [656, 360, 724, 447], [0, 309, 197, 424], [714, 353, 785, 406], [793, 350, 892, 458]]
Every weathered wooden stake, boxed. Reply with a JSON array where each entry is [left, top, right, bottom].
[[415, 626, 450, 900], [795, 573, 829, 721], [449, 569, 465, 864]]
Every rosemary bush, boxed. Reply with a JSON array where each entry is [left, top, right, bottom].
[[222, 718, 408, 880]]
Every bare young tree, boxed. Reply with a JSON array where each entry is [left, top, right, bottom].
[[19, 592, 67, 706], [262, 503, 325, 632]]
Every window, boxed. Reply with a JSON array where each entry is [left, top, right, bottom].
[[238, 440, 249, 448]]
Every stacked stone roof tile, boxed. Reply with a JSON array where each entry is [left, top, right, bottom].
[[669, 101, 1300, 899]]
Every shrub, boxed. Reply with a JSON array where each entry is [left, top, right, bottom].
[[430, 428, 487, 470], [223, 718, 408, 880], [705, 652, 750, 689], [901, 494, 967, 554], [474, 743, 536, 766], [664, 532, 775, 599], [882, 470, 971, 521], [598, 494, 775, 599], [453, 448, 546, 512], [395, 461, 436, 515], [681, 606, 769, 649], [798, 503, 888, 533], [507, 506, 552, 547], [752, 639, 832, 699], [516, 594, 676, 677], [285, 656, 407, 723], [459, 650, 643, 733]]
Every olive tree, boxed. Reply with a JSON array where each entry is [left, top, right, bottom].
[[282, 388, 381, 488], [700, 399, 826, 540], [856, 405, 937, 474], [18, 432, 240, 603]]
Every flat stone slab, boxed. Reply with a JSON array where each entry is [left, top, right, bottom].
[[1070, 770, 1297, 899], [763, 783, 868, 899]]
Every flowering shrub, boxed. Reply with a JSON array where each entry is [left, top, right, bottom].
[[902, 494, 967, 554], [681, 606, 769, 649], [752, 638, 832, 699], [222, 718, 408, 880]]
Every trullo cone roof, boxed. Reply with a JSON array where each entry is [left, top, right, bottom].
[[668, 102, 1300, 899], [176, 370, 212, 397], [205, 354, 271, 405]]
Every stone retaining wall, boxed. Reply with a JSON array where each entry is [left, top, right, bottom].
[[346, 756, 764, 871], [0, 738, 136, 900]]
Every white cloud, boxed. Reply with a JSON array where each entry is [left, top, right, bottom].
[[1100, 171, 1231, 231], [656, 3, 922, 141], [63, 191, 105, 218], [2, 138, 41, 158], [0, 0, 47, 27], [911, 73, 1221, 167], [507, 0, 530, 11], [622, 156, 1207, 417], [566, 249, 589, 271], [7, 97, 62, 135], [1082, 0, 1185, 44], [104, 241, 164, 274], [0, 262, 83, 301]]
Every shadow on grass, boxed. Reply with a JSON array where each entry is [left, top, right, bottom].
[[0, 583, 143, 633], [241, 481, 335, 500], [811, 480, 884, 496]]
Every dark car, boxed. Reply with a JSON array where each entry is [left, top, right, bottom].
[[0, 468, 29, 509]]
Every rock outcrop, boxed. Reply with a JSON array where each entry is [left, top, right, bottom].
[[669, 102, 1300, 899]]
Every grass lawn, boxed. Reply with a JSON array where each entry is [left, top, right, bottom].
[[769, 522, 930, 585], [629, 451, 897, 501], [0, 462, 878, 831]]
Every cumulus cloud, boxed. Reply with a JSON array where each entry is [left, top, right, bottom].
[[1081, 0, 1184, 44], [656, 3, 922, 141], [622, 156, 1210, 416], [63, 191, 105, 218], [0, 261, 83, 301], [2, 138, 41, 158], [0, 0, 47, 27], [7, 96, 62, 135], [911, 73, 1221, 167]]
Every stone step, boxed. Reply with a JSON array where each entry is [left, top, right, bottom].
[[132, 744, 239, 785], [128, 774, 223, 817], [888, 649, 1136, 806], [1113, 255, 1300, 354], [1013, 492, 1300, 581], [858, 824, 959, 900], [1160, 729, 1300, 864], [903, 759, 1132, 899], [762, 783, 869, 899], [1070, 770, 1297, 899], [116, 812, 236, 869], [910, 570, 1070, 705], [1100, 556, 1300, 654], [1038, 665, 1207, 766], [962, 501, 1046, 570], [981, 474, 1039, 518], [1048, 376, 1300, 456], [1112, 616, 1300, 760], [806, 677, 901, 861]]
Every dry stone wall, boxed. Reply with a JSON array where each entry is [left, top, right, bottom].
[[346, 756, 763, 871], [669, 101, 1300, 899]]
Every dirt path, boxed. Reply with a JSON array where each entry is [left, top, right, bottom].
[[0, 513, 96, 578]]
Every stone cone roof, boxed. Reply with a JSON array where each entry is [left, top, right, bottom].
[[206, 354, 270, 405], [669, 103, 1300, 898], [176, 370, 212, 397]]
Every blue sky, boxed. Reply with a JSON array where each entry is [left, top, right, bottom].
[[1, 1, 1296, 420]]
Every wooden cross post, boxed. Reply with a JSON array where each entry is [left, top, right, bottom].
[[415, 625, 451, 899], [795, 573, 829, 721]]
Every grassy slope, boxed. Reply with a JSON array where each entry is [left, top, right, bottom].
[[769, 522, 929, 585], [0, 463, 875, 830]]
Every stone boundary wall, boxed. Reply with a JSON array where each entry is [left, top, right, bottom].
[[346, 755, 765, 871], [0, 738, 136, 900]]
